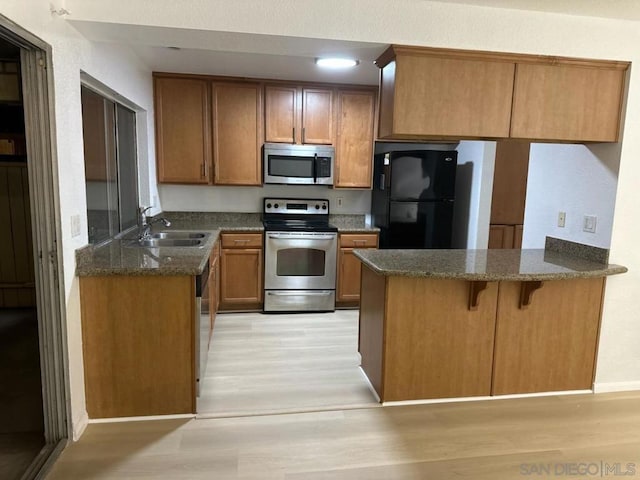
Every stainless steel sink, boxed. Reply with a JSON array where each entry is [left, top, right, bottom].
[[136, 238, 204, 247], [150, 232, 207, 239]]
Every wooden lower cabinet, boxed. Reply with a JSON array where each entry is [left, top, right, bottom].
[[359, 269, 498, 401], [359, 267, 607, 402], [492, 278, 605, 395], [488, 224, 523, 249], [219, 233, 263, 311], [337, 233, 378, 307], [80, 275, 195, 418]]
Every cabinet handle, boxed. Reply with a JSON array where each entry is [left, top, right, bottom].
[[302, 127, 306, 143], [353, 240, 367, 245], [292, 127, 296, 144], [234, 239, 250, 244], [201, 163, 206, 178]]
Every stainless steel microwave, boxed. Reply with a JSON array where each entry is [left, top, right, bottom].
[[263, 143, 334, 185]]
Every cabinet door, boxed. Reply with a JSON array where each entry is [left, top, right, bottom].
[[155, 77, 211, 184], [492, 278, 604, 395], [511, 63, 626, 142], [337, 249, 362, 303], [490, 140, 530, 225], [264, 85, 298, 143], [488, 225, 515, 249], [335, 90, 376, 188], [212, 82, 262, 185], [219, 248, 263, 309], [301, 88, 334, 144], [385, 55, 515, 139]]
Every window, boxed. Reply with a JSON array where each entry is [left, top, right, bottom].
[[81, 86, 138, 243]]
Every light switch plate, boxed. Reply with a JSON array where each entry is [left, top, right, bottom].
[[583, 215, 597, 233], [557, 211, 566, 228], [71, 214, 81, 237]]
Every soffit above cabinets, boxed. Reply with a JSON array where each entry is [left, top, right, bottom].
[[67, 21, 385, 85]]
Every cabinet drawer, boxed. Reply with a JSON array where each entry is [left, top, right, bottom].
[[221, 233, 263, 249], [339, 234, 378, 248]]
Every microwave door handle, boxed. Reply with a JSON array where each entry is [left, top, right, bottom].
[[313, 153, 318, 184]]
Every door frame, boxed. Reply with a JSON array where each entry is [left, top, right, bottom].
[[0, 14, 70, 479]]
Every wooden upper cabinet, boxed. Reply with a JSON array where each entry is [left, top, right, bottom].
[[376, 46, 515, 140], [510, 61, 628, 142], [155, 77, 211, 184], [211, 82, 263, 185], [335, 89, 376, 188], [264, 85, 297, 143], [301, 88, 334, 144], [265, 84, 334, 145]]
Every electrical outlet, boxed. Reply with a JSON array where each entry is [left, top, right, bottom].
[[71, 214, 81, 237], [337, 197, 344, 207], [583, 215, 597, 233], [557, 211, 566, 228]]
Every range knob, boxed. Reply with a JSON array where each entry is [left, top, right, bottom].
[[322, 204, 327, 210], [266, 203, 272, 209], [274, 203, 279, 209], [315, 204, 320, 210]]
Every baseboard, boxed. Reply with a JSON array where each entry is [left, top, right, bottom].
[[88, 413, 195, 423], [593, 381, 640, 393], [72, 410, 88, 441], [382, 389, 592, 407]]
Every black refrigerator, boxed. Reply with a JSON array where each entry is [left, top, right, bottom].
[[371, 149, 457, 249]]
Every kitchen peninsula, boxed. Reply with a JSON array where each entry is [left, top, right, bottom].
[[354, 242, 627, 403]]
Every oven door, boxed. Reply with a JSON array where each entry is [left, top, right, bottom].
[[264, 231, 337, 290]]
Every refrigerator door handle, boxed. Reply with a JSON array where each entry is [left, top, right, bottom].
[[379, 173, 385, 190]]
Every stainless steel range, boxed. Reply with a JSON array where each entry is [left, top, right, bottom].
[[263, 198, 338, 312]]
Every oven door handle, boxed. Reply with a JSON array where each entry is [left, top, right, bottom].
[[267, 233, 336, 240], [267, 291, 333, 296]]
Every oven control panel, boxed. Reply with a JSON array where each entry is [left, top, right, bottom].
[[264, 198, 329, 215]]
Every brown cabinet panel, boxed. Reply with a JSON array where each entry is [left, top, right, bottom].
[[382, 276, 499, 401], [492, 278, 605, 395], [301, 88, 334, 144], [220, 232, 263, 248], [80, 275, 195, 418], [212, 82, 262, 185], [339, 233, 379, 248], [155, 77, 210, 184], [377, 47, 515, 139], [337, 234, 378, 306], [264, 85, 298, 143], [511, 63, 626, 142], [491, 140, 530, 225], [488, 225, 515, 249], [335, 90, 376, 188], [219, 232, 264, 311], [513, 225, 523, 249]]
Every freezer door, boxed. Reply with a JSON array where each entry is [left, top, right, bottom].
[[385, 200, 454, 248], [390, 151, 457, 201]]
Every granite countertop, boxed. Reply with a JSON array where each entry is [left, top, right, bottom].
[[353, 248, 627, 281], [75, 212, 377, 276]]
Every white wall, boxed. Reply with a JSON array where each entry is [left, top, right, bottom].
[[522, 144, 620, 249], [1, 1, 156, 439], [452, 141, 495, 249], [59, 0, 640, 394]]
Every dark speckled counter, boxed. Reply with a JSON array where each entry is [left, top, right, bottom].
[[76, 212, 378, 276], [353, 248, 627, 281]]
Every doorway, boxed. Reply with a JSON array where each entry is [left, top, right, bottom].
[[0, 15, 70, 480], [0, 37, 45, 480]]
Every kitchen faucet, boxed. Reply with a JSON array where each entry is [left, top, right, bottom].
[[138, 206, 171, 240]]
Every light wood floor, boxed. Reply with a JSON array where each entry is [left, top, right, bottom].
[[197, 310, 378, 417], [48, 391, 640, 479]]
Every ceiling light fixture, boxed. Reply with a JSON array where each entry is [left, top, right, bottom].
[[315, 57, 359, 69]]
